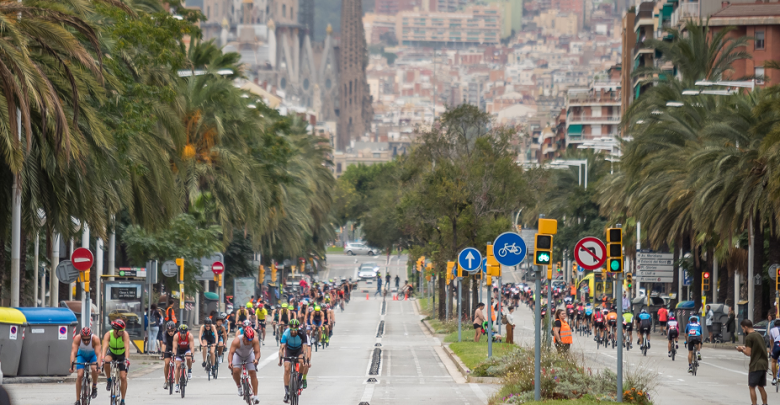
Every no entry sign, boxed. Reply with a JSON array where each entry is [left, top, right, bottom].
[[71, 248, 94, 271], [574, 237, 607, 270], [211, 261, 225, 275]]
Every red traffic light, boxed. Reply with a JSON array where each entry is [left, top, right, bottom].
[[703, 272, 710, 279]]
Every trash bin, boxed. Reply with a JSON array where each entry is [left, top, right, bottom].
[[203, 292, 219, 319], [0, 307, 26, 377], [16, 307, 78, 376]]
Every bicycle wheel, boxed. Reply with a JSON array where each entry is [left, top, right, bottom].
[[180, 373, 186, 398], [207, 359, 212, 381], [671, 348, 675, 361], [243, 379, 252, 405], [81, 374, 90, 405], [213, 361, 219, 379], [169, 372, 174, 395]]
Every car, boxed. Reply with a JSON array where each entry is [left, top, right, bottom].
[[358, 262, 379, 279], [108, 309, 140, 325], [344, 242, 377, 256]]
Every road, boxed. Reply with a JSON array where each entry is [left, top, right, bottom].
[[503, 268, 774, 405], [10, 253, 496, 405]]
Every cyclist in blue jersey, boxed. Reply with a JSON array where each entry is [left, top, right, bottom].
[[636, 309, 653, 348], [278, 319, 311, 403], [685, 316, 703, 373], [70, 328, 101, 405]]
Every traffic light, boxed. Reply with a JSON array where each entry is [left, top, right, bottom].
[[447, 261, 456, 281], [776, 268, 780, 292], [534, 234, 553, 265], [486, 244, 501, 276], [456, 263, 463, 278], [259, 265, 265, 282], [606, 227, 623, 273], [703, 272, 711, 291], [556, 262, 562, 273], [271, 266, 277, 282], [176, 257, 185, 283], [626, 273, 633, 288]]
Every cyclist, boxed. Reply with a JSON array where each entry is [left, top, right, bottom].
[[101, 320, 130, 405], [667, 314, 679, 358], [278, 319, 311, 402], [161, 321, 177, 388], [215, 315, 228, 361], [622, 310, 634, 348], [307, 306, 326, 343], [636, 309, 653, 349], [584, 303, 594, 332], [769, 319, 780, 385], [593, 307, 606, 342], [685, 315, 703, 373], [237, 305, 250, 326], [173, 324, 195, 392], [228, 325, 261, 404], [70, 327, 101, 405], [199, 319, 217, 371], [256, 303, 268, 343], [606, 307, 618, 343], [325, 303, 336, 339], [565, 299, 576, 326], [575, 302, 584, 331]]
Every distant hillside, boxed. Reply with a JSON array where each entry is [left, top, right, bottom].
[[313, 0, 374, 41]]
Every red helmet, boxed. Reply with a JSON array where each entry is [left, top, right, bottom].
[[80, 328, 92, 338], [112, 319, 126, 330], [244, 328, 255, 341]]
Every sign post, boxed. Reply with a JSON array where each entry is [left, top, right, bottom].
[[457, 248, 482, 343], [212, 261, 225, 313], [72, 248, 94, 329], [176, 258, 185, 324]]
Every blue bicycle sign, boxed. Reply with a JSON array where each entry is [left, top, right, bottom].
[[492, 232, 527, 266]]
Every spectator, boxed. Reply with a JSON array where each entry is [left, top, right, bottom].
[[504, 306, 516, 344], [553, 309, 573, 353], [705, 305, 714, 342], [737, 319, 769, 405], [375, 276, 383, 297], [148, 304, 161, 353], [622, 293, 630, 313], [727, 308, 736, 343], [473, 303, 486, 342]]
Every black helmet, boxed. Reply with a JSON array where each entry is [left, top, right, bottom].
[[166, 321, 176, 330], [205, 318, 213, 325]]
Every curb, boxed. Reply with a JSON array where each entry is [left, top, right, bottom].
[[422, 318, 502, 385], [2, 361, 163, 385]]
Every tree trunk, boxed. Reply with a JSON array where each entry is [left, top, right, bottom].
[[718, 259, 730, 304], [463, 276, 471, 322], [767, 225, 780, 317], [693, 244, 702, 310], [472, 274, 479, 316], [438, 273, 445, 320], [705, 246, 713, 303], [672, 234, 680, 300], [446, 283, 453, 320], [754, 215, 765, 320], [726, 263, 735, 307], [18, 228, 28, 306]]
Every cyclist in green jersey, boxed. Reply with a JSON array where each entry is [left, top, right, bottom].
[[622, 310, 634, 349], [101, 320, 131, 405]]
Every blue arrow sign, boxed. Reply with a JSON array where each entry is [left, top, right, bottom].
[[492, 232, 527, 266], [458, 247, 482, 272], [483, 258, 487, 273]]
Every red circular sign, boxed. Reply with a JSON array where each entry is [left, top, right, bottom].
[[574, 237, 607, 270], [211, 261, 225, 275], [71, 247, 94, 271]]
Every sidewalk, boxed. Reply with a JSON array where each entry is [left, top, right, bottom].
[[2, 356, 163, 385]]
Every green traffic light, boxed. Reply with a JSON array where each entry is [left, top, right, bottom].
[[535, 251, 551, 264], [610, 259, 620, 271]]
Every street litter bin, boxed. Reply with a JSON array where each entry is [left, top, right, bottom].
[[16, 307, 78, 376], [0, 308, 26, 377]]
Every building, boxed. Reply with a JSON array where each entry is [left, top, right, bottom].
[[709, 3, 780, 86], [533, 9, 580, 36], [565, 81, 621, 145], [632, 1, 656, 101], [337, 0, 374, 150], [395, 5, 503, 47], [374, 0, 420, 15], [364, 13, 398, 44], [551, 0, 584, 20], [620, 9, 635, 116]]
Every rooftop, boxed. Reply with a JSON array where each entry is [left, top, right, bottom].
[[711, 3, 780, 18]]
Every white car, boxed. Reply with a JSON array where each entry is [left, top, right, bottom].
[[344, 242, 377, 256], [358, 263, 379, 280]]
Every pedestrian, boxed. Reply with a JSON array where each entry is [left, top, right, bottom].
[[394, 275, 400, 288], [165, 300, 177, 325], [622, 293, 630, 313], [727, 308, 736, 343], [705, 305, 714, 342], [474, 303, 486, 342], [553, 309, 572, 353], [736, 319, 769, 405], [504, 306, 516, 344], [769, 319, 780, 386], [375, 277, 383, 296], [148, 304, 160, 353]]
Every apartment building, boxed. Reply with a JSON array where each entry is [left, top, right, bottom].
[[395, 5, 503, 47], [565, 82, 622, 145]]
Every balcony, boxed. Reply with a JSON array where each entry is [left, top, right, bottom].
[[566, 115, 621, 125], [566, 94, 622, 106], [671, 2, 699, 28]]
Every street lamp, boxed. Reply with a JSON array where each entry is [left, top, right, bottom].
[[695, 80, 755, 91], [550, 159, 588, 189]]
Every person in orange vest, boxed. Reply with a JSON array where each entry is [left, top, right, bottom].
[[165, 301, 178, 325], [553, 309, 573, 353], [570, 284, 576, 300]]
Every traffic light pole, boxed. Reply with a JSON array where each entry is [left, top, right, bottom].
[[534, 265, 542, 401], [497, 276, 502, 335], [487, 276, 493, 358], [616, 271, 623, 403], [546, 275, 552, 347]]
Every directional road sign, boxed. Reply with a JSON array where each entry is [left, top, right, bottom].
[[56, 260, 79, 284], [636, 275, 674, 283], [117, 268, 146, 277], [161, 260, 179, 278], [458, 247, 482, 272], [71, 248, 94, 271], [212, 261, 225, 275], [492, 232, 527, 266], [574, 237, 606, 270]]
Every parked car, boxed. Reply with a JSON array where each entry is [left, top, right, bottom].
[[344, 242, 377, 256], [108, 309, 141, 325], [358, 262, 379, 279]]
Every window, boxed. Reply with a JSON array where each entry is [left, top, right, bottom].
[[756, 67, 765, 84], [291, 6, 294, 19], [282, 4, 286, 17], [755, 31, 765, 50]]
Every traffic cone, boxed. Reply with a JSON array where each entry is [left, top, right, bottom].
[[366, 293, 369, 300]]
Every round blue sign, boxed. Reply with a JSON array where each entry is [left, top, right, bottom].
[[458, 247, 483, 272], [492, 232, 527, 266]]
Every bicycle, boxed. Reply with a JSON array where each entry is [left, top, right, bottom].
[[203, 344, 218, 380], [175, 356, 188, 398], [690, 348, 699, 376], [282, 356, 306, 405], [775, 364, 779, 392], [106, 359, 127, 405], [72, 362, 97, 405], [237, 361, 254, 405], [640, 332, 649, 356], [163, 351, 176, 395], [670, 340, 677, 361], [497, 243, 521, 257], [310, 326, 321, 352]]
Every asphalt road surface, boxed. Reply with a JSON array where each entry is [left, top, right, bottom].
[[11, 253, 495, 405], [503, 269, 776, 405]]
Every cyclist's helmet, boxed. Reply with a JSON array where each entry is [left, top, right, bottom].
[[689, 316, 699, 322], [205, 318, 213, 325], [640, 308, 648, 314], [112, 319, 126, 330], [244, 328, 255, 340], [80, 328, 92, 338], [281, 303, 289, 309], [669, 314, 676, 320], [289, 319, 301, 329], [166, 321, 176, 330], [323, 304, 330, 310], [243, 320, 252, 327], [179, 324, 188, 332], [602, 308, 609, 314], [220, 312, 228, 318]]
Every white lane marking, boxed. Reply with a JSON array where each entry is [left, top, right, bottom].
[[699, 361, 748, 376], [256, 352, 279, 371], [454, 386, 472, 405], [469, 383, 488, 404], [386, 349, 392, 377], [410, 346, 425, 384], [678, 379, 685, 382], [360, 384, 375, 402]]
